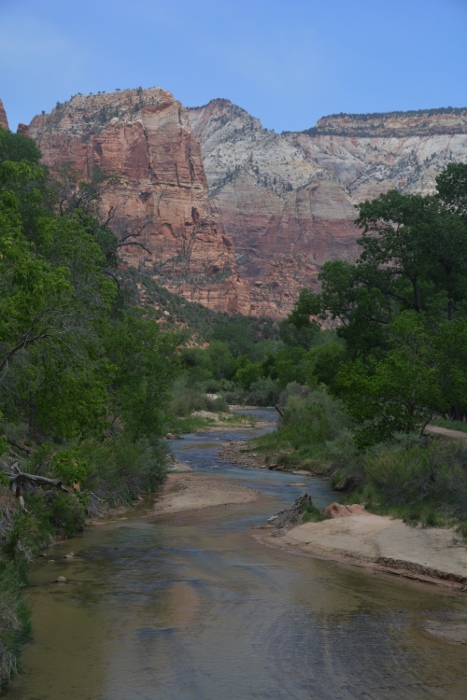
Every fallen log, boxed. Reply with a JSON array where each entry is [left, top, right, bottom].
[[1, 462, 68, 508], [269, 493, 314, 529], [6, 463, 68, 491]]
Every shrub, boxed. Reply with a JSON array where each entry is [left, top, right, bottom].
[[77, 434, 169, 504], [362, 439, 467, 516], [48, 493, 87, 537], [246, 377, 281, 406], [280, 388, 352, 450], [301, 503, 324, 522], [51, 450, 87, 487]]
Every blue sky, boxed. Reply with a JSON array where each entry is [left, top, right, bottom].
[[1, 0, 466, 132]]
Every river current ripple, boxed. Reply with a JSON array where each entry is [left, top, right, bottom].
[[7, 409, 467, 699]]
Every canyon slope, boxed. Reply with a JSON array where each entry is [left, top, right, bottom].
[[189, 101, 467, 317], [27, 89, 250, 314]]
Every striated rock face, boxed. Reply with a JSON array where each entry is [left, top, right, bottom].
[[311, 109, 467, 138], [25, 90, 467, 320], [189, 101, 467, 317], [0, 99, 9, 130], [189, 100, 357, 318], [28, 89, 250, 314]]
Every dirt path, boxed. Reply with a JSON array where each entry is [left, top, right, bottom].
[[426, 425, 467, 440]]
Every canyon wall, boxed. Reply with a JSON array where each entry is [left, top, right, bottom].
[[0, 99, 9, 130], [16, 91, 467, 319], [27, 89, 250, 314], [189, 101, 467, 317]]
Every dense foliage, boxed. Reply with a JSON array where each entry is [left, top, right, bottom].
[[287, 164, 467, 444], [0, 128, 180, 686], [250, 163, 467, 533]]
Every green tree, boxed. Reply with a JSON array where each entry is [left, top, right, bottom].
[[309, 165, 467, 355], [291, 163, 467, 435], [105, 310, 180, 439], [279, 289, 320, 349], [206, 340, 232, 380], [0, 165, 116, 439], [336, 312, 453, 446]]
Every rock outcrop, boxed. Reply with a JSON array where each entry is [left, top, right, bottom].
[[189, 100, 467, 317], [16, 123, 30, 137], [323, 502, 368, 519], [28, 89, 250, 314], [0, 99, 9, 130]]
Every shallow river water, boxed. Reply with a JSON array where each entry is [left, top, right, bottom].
[[7, 411, 467, 699]]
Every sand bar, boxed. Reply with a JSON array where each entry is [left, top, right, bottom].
[[151, 473, 259, 516], [263, 513, 467, 591]]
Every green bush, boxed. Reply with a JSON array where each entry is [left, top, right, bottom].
[[51, 450, 87, 487], [254, 387, 353, 472], [361, 439, 467, 516], [48, 493, 87, 537], [280, 389, 352, 450], [246, 377, 281, 406], [77, 434, 169, 503], [301, 503, 324, 522], [170, 375, 229, 416], [3, 510, 50, 566]]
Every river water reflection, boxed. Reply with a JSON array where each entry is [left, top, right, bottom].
[[7, 412, 467, 699]]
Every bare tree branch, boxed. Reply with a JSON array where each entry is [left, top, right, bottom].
[[1, 463, 69, 493]]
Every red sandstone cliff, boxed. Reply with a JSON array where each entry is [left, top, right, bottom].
[[189, 101, 467, 318], [27, 89, 250, 314], [0, 99, 9, 130], [190, 100, 361, 317], [20, 92, 467, 320]]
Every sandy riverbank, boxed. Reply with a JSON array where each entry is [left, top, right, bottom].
[[151, 473, 259, 516], [261, 513, 467, 591]]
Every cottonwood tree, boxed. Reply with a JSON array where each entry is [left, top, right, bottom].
[[287, 163, 467, 440]]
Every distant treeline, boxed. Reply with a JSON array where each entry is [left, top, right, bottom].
[[321, 106, 467, 121], [298, 106, 467, 137]]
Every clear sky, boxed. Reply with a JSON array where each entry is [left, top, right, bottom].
[[1, 0, 466, 133]]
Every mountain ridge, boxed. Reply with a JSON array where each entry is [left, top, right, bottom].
[[188, 97, 467, 317], [5, 89, 467, 319]]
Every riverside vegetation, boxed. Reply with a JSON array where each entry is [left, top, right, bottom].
[[1, 122, 466, 688], [240, 164, 467, 533], [134, 163, 467, 540], [0, 128, 182, 687], [0, 126, 277, 688]]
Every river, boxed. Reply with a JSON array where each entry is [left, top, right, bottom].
[[7, 410, 467, 699]]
